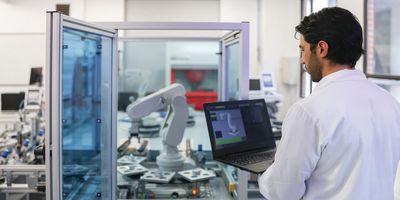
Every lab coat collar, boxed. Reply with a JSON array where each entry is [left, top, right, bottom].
[[314, 69, 366, 91]]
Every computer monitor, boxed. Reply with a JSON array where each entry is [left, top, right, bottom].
[[29, 67, 43, 85], [26, 89, 40, 105], [249, 79, 261, 91], [24, 89, 41, 111], [261, 72, 276, 92], [249, 76, 263, 100], [1, 93, 25, 111]]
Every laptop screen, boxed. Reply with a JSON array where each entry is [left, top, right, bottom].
[[204, 99, 276, 157]]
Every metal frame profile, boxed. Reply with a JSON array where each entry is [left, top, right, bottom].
[[0, 165, 46, 198], [220, 30, 248, 101], [46, 19, 249, 199], [45, 12, 118, 200]]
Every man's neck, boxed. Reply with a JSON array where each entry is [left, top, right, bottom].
[[322, 62, 352, 78]]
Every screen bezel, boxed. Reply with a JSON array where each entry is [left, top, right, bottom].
[[203, 99, 276, 158]]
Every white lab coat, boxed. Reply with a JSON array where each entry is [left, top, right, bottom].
[[259, 69, 400, 200], [395, 160, 400, 200]]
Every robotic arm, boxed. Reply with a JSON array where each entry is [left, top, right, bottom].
[[126, 83, 189, 171]]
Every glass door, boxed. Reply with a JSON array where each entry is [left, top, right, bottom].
[[219, 29, 250, 200], [220, 29, 249, 101], [46, 12, 118, 200]]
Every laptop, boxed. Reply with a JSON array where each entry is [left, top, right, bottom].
[[204, 99, 276, 174]]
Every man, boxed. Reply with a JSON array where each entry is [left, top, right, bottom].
[[258, 7, 400, 200]]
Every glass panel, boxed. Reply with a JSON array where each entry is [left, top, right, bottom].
[[118, 40, 219, 111], [225, 41, 240, 100], [61, 27, 112, 200], [116, 39, 219, 196], [119, 41, 166, 95], [172, 68, 218, 109], [366, 0, 400, 76]]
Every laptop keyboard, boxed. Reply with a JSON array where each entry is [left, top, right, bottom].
[[227, 151, 274, 165]]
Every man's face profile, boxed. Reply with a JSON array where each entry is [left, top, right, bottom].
[[299, 36, 323, 82]]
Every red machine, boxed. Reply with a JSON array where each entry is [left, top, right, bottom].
[[171, 69, 217, 110]]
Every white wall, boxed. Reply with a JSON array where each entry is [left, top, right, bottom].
[[337, 0, 365, 71], [0, 0, 124, 86], [125, 0, 221, 38], [0, 0, 124, 32], [0, 34, 46, 85], [260, 0, 301, 120], [220, 0, 259, 76], [126, 0, 219, 22], [85, 0, 125, 22]]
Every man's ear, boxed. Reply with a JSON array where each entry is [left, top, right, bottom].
[[317, 40, 329, 57]]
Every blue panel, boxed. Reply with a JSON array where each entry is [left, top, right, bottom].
[[61, 27, 112, 200]]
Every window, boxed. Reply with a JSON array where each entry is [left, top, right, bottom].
[[365, 0, 400, 101]]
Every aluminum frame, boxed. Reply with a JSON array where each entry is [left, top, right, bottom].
[[96, 21, 247, 31], [220, 27, 250, 102], [46, 20, 249, 200], [0, 165, 46, 199], [46, 12, 118, 200]]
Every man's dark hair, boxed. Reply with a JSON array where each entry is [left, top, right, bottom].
[[295, 7, 364, 67]]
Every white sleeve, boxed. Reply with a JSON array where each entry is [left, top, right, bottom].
[[258, 103, 323, 200]]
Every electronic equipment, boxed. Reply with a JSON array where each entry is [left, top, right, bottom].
[[1, 92, 25, 111], [261, 72, 276, 92], [249, 76, 262, 99], [29, 67, 43, 86], [249, 72, 278, 99], [204, 99, 276, 174], [248, 72, 283, 119], [126, 83, 189, 172], [249, 78, 261, 91], [24, 89, 41, 111]]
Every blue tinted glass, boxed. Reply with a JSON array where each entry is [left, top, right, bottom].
[[62, 27, 112, 200], [226, 42, 240, 100]]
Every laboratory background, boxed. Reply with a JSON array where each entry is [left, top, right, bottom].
[[0, 0, 399, 199]]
